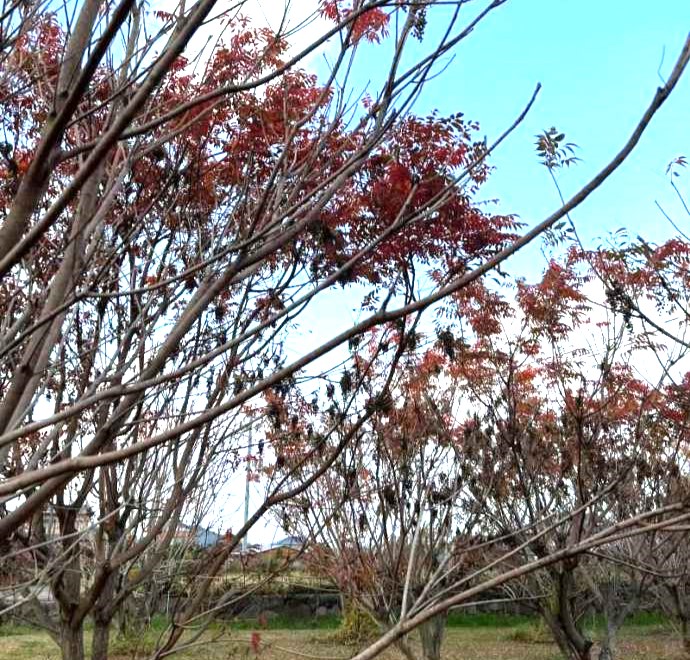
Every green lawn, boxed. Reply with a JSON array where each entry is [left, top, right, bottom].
[[0, 614, 683, 660]]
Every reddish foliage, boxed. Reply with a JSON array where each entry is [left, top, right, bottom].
[[320, 2, 390, 43]]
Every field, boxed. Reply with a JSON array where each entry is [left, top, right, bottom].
[[0, 614, 685, 660]]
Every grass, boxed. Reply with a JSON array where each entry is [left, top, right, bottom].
[[231, 612, 341, 631], [446, 612, 534, 628], [0, 622, 37, 636], [0, 613, 683, 660]]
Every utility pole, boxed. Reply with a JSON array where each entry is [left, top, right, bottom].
[[242, 423, 253, 552]]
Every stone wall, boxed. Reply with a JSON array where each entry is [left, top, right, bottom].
[[221, 591, 341, 620]]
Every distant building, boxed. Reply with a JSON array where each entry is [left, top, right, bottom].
[[39, 504, 93, 540], [244, 536, 307, 570], [269, 535, 305, 550], [173, 523, 220, 548]]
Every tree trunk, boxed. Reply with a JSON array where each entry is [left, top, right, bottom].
[[91, 618, 111, 660], [54, 511, 86, 660], [575, 645, 592, 660], [395, 638, 418, 660], [558, 570, 593, 660], [682, 617, 690, 658], [60, 625, 85, 660], [598, 620, 618, 660], [598, 646, 613, 660], [597, 600, 632, 660], [418, 612, 447, 660], [540, 600, 592, 660], [91, 559, 119, 660], [541, 609, 574, 659]]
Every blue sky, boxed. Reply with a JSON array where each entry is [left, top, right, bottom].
[[403, 0, 690, 276]]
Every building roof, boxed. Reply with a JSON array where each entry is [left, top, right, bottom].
[[269, 535, 304, 550]]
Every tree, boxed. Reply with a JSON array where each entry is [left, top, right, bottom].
[[7, 419, 232, 660], [585, 113, 690, 660], [0, 1, 688, 659], [447, 259, 690, 660], [0, 2, 524, 657], [648, 532, 690, 658], [290, 343, 486, 660], [293, 255, 690, 660]]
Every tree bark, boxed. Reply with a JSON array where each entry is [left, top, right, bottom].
[[539, 582, 593, 660], [598, 645, 614, 660], [558, 570, 593, 660], [596, 589, 637, 660], [53, 508, 88, 660], [91, 618, 111, 660], [395, 637, 418, 660], [418, 612, 446, 660], [542, 608, 583, 660], [681, 617, 690, 658], [60, 625, 85, 660]]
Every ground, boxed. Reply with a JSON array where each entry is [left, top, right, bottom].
[[0, 615, 684, 659]]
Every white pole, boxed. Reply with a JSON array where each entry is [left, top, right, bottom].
[[242, 423, 253, 551]]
